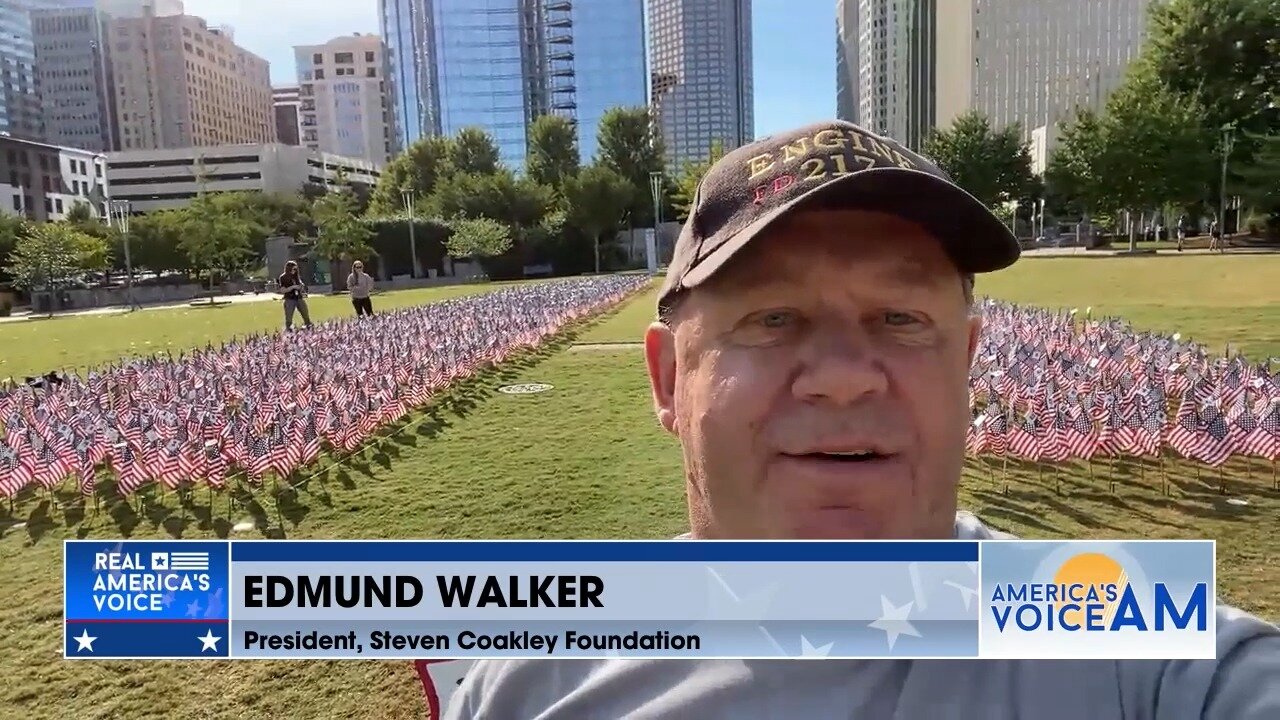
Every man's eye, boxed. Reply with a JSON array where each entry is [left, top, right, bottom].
[[759, 311, 795, 328], [884, 311, 921, 327]]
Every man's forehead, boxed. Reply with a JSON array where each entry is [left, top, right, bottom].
[[705, 209, 955, 291]]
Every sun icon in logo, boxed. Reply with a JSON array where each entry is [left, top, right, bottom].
[[1052, 552, 1129, 627]]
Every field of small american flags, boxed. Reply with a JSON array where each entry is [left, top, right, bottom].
[[0, 254, 1277, 720]]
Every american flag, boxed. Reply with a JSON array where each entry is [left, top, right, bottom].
[[965, 300, 1279, 467], [0, 277, 648, 499]]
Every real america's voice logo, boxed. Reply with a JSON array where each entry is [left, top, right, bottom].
[[65, 540, 231, 659], [980, 540, 1216, 660]]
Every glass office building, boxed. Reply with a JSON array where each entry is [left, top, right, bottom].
[[570, 0, 645, 162], [380, 0, 645, 169]]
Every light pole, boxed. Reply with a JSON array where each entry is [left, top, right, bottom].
[[109, 199, 138, 311], [401, 188, 418, 278], [1218, 125, 1234, 253], [647, 171, 662, 275]]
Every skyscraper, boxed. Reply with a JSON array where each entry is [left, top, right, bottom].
[[0, 0, 92, 141], [647, 0, 753, 169], [273, 86, 302, 146], [935, 0, 1152, 172], [835, 0, 935, 150], [380, 0, 646, 169], [31, 3, 116, 152], [108, 12, 275, 150], [294, 34, 394, 163]]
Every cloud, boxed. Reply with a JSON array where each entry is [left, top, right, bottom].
[[180, 0, 380, 85]]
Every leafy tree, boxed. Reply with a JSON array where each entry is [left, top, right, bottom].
[[1145, 0, 1280, 148], [445, 216, 512, 260], [0, 214, 31, 285], [1046, 109, 1109, 219], [451, 127, 502, 175], [526, 114, 581, 194], [367, 136, 456, 215], [3, 223, 102, 315], [564, 164, 633, 273], [595, 106, 665, 226], [125, 211, 188, 275], [428, 170, 553, 229], [922, 111, 1033, 209], [64, 200, 95, 225], [313, 188, 375, 262], [178, 194, 258, 301], [671, 139, 726, 222], [1097, 65, 1215, 246]]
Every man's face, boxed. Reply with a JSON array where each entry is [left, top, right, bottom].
[[644, 209, 982, 540]]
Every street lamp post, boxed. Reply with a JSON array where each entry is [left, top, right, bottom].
[[647, 171, 662, 275], [109, 199, 138, 311], [1218, 126, 1234, 253], [401, 188, 418, 278]]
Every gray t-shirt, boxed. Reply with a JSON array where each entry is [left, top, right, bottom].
[[443, 512, 1280, 720]]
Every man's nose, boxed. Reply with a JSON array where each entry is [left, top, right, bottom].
[[790, 327, 889, 406]]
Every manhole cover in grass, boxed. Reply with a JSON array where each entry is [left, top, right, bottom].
[[498, 383, 554, 395], [1225, 498, 1249, 507]]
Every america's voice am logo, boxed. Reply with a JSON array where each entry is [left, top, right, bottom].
[[979, 540, 1216, 660]]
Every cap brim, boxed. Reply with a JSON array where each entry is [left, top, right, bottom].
[[679, 167, 1021, 291]]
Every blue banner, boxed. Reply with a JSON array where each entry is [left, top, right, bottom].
[[63, 539, 1215, 660]]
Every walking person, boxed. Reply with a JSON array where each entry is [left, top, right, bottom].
[[347, 260, 375, 317], [277, 260, 313, 331]]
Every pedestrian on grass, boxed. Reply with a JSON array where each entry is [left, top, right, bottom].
[[277, 260, 312, 331], [444, 120, 1279, 719], [347, 260, 375, 317]]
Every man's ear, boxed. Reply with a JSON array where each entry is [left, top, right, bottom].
[[644, 321, 679, 435], [966, 313, 983, 365]]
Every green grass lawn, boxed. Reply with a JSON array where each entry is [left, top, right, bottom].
[[1, 256, 1278, 720], [0, 282, 529, 381]]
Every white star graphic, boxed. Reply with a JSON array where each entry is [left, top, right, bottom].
[[868, 596, 922, 651], [799, 635, 834, 657], [73, 628, 97, 652], [198, 629, 221, 652], [704, 567, 777, 621], [943, 580, 980, 610]]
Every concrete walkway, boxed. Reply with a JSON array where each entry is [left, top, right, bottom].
[[1021, 245, 1279, 257], [0, 291, 278, 324]]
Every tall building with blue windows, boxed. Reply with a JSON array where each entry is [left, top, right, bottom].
[[380, 0, 645, 169], [0, 0, 93, 141]]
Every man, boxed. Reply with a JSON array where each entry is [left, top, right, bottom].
[[443, 120, 1279, 719], [277, 260, 313, 330], [347, 260, 375, 317]]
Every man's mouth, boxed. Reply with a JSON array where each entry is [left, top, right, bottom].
[[782, 450, 895, 464]]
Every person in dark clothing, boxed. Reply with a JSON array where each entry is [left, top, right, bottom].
[[277, 260, 313, 330]]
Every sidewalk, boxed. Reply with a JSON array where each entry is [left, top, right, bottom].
[[1020, 244, 1279, 258], [0, 291, 279, 324]]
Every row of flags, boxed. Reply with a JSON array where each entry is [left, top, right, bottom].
[[0, 276, 649, 499], [965, 301, 1280, 466]]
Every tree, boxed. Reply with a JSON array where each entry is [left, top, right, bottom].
[[922, 111, 1033, 209], [178, 194, 257, 301], [126, 210, 188, 275], [1234, 132, 1280, 210], [428, 170, 553, 229], [367, 136, 456, 215], [3, 223, 103, 315], [595, 106, 665, 226], [1096, 64, 1215, 246], [313, 189, 375, 263], [451, 127, 502, 175], [526, 114, 581, 194], [64, 200, 95, 225], [445, 216, 512, 260], [564, 164, 632, 273], [1145, 0, 1280, 147], [671, 139, 726, 222], [0, 214, 31, 285], [1046, 109, 1109, 220]]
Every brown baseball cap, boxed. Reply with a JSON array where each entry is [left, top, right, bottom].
[[657, 119, 1020, 311]]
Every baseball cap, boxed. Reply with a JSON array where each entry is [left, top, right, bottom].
[[657, 119, 1021, 312]]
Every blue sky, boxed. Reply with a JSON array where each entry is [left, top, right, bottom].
[[181, 0, 835, 137]]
